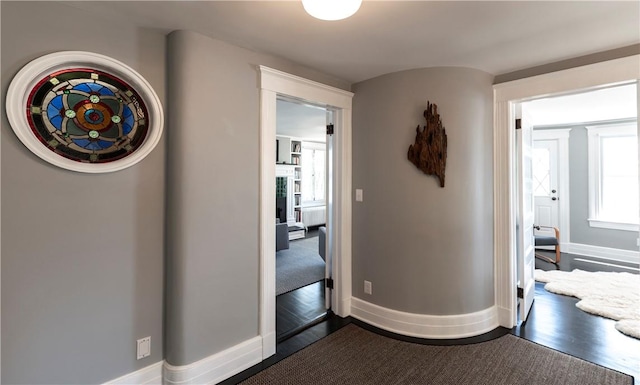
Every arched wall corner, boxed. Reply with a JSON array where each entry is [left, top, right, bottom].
[[351, 298, 499, 338], [350, 66, 495, 337], [258, 66, 354, 359], [493, 55, 640, 329]]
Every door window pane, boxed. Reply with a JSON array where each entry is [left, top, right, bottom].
[[533, 147, 551, 197]]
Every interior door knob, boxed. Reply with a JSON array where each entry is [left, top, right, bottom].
[[552, 197, 557, 201], [551, 189, 556, 193]]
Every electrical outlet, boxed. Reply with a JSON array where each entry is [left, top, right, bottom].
[[364, 280, 372, 295], [137, 336, 151, 360]]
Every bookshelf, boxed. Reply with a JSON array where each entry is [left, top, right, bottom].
[[291, 140, 303, 227], [275, 137, 305, 240]]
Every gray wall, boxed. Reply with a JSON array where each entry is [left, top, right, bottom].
[[1, 2, 165, 384], [536, 125, 638, 251], [351, 68, 494, 315], [164, 30, 349, 366]]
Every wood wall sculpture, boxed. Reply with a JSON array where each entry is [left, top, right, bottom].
[[407, 101, 448, 187]]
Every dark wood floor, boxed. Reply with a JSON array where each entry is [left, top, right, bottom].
[[276, 280, 326, 342], [276, 227, 326, 341], [224, 250, 640, 384], [513, 250, 640, 383]]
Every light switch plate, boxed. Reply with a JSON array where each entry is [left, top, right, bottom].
[[355, 189, 363, 202], [137, 336, 151, 360]]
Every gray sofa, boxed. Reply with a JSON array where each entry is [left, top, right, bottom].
[[276, 222, 289, 251], [319, 226, 326, 261]]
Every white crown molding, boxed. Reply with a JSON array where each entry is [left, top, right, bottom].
[[5, 51, 164, 173], [102, 361, 163, 385], [351, 298, 499, 339], [532, 128, 572, 140], [163, 336, 262, 385], [259, 65, 353, 107]]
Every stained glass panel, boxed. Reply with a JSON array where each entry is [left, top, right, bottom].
[[26, 68, 149, 163]]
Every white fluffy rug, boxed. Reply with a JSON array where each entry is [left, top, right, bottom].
[[534, 269, 640, 339]]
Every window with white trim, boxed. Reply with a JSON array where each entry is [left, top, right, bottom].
[[301, 141, 326, 206], [586, 122, 639, 231]]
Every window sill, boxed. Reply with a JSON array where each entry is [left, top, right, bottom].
[[588, 218, 639, 232], [302, 202, 326, 209]]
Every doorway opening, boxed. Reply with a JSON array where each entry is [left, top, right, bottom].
[[510, 82, 640, 381], [258, 65, 354, 360], [514, 82, 639, 324], [275, 98, 333, 341], [493, 55, 639, 329], [516, 83, 639, 322]]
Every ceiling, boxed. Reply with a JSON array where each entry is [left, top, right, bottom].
[[60, 1, 639, 136], [276, 99, 327, 141], [525, 83, 637, 126], [63, 1, 639, 84]]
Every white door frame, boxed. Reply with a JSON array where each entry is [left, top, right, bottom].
[[493, 55, 639, 328], [259, 66, 354, 358], [532, 128, 571, 247]]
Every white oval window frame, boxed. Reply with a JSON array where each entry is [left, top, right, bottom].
[[5, 51, 164, 173]]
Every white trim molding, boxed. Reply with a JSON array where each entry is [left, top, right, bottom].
[[494, 55, 640, 329], [532, 128, 571, 141], [351, 298, 499, 339], [259, 66, 354, 359], [565, 242, 640, 265], [103, 362, 163, 385], [163, 337, 262, 385], [587, 219, 639, 232]]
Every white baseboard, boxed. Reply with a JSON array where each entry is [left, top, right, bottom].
[[335, 296, 352, 318], [262, 331, 276, 358], [565, 242, 639, 265], [103, 361, 163, 385], [163, 336, 262, 385], [350, 297, 499, 339], [497, 306, 515, 329]]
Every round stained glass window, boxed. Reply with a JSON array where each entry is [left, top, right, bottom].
[[6, 51, 163, 173], [27, 68, 149, 164]]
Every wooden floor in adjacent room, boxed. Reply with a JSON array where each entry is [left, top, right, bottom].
[[513, 250, 640, 383], [276, 280, 326, 342]]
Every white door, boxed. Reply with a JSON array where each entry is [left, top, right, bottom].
[[324, 111, 334, 310], [516, 113, 536, 322], [533, 140, 559, 239]]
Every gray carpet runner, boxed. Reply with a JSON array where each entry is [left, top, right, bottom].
[[241, 324, 631, 385]]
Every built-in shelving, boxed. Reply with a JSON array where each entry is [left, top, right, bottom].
[[291, 140, 303, 226], [275, 136, 305, 240]]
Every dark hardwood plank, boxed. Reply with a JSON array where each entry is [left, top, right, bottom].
[[516, 250, 640, 383], [276, 281, 326, 339]]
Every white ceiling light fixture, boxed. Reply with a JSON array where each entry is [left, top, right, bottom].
[[302, 0, 362, 21]]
